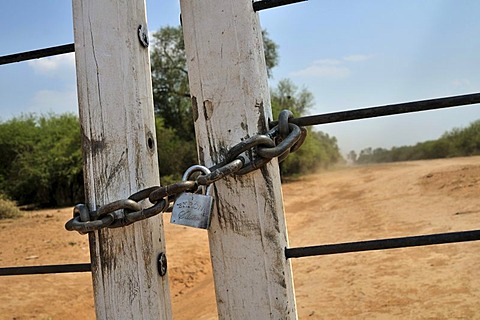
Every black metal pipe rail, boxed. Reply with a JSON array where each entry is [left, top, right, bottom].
[[0, 43, 75, 66], [270, 92, 480, 128], [285, 230, 480, 259], [0, 263, 91, 276], [253, 0, 307, 11]]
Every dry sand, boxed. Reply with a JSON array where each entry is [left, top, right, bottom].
[[1, 156, 479, 319]]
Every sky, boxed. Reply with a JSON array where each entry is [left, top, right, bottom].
[[1, 1, 479, 155]]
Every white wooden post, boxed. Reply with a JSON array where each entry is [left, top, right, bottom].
[[72, 0, 172, 318], [180, 0, 298, 318]]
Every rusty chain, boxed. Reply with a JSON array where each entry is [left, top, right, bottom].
[[65, 110, 307, 234]]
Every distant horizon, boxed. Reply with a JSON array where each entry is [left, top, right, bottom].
[[1, 107, 478, 157], [1, 1, 479, 154]]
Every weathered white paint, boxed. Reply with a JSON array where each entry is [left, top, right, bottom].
[[72, 0, 172, 318], [180, 0, 298, 318]]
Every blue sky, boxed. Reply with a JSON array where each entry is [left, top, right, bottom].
[[1, 1, 479, 154]]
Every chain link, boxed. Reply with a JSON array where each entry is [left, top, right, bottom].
[[65, 110, 307, 234]]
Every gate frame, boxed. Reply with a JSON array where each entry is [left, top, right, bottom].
[[180, 0, 298, 318], [72, 0, 172, 318]]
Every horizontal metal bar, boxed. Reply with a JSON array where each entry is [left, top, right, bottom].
[[0, 43, 75, 65], [0, 263, 91, 276], [285, 229, 480, 259], [253, 0, 307, 11], [270, 92, 480, 128]]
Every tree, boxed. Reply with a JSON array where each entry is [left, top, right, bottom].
[[356, 147, 373, 164], [0, 114, 83, 206], [270, 79, 314, 117], [150, 26, 279, 141], [150, 26, 280, 180], [270, 79, 341, 175], [354, 119, 480, 164], [150, 27, 192, 140], [154, 116, 197, 184], [262, 30, 279, 78], [347, 150, 357, 163]]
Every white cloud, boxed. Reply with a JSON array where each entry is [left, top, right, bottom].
[[26, 89, 78, 115], [451, 78, 472, 88], [290, 54, 373, 79], [148, 31, 157, 45], [27, 52, 76, 77], [290, 59, 351, 78], [343, 54, 373, 62]]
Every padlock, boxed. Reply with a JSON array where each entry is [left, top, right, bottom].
[[170, 165, 214, 229]]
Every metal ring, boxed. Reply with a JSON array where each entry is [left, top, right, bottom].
[[277, 126, 308, 163], [92, 199, 142, 220], [182, 164, 211, 181], [256, 123, 301, 159], [197, 158, 244, 185], [148, 180, 197, 203], [129, 186, 160, 202], [73, 204, 91, 222], [290, 126, 307, 154], [278, 149, 291, 163], [129, 199, 169, 224], [234, 156, 271, 176], [108, 199, 168, 228], [65, 214, 115, 234], [65, 216, 80, 231], [278, 110, 294, 140], [226, 134, 275, 163]]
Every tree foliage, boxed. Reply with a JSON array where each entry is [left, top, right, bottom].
[[0, 114, 83, 207], [150, 26, 282, 181], [262, 30, 279, 78], [150, 27, 192, 140], [150, 27, 341, 179], [154, 116, 197, 184], [150, 27, 279, 141], [354, 119, 480, 164], [0, 27, 343, 207], [0, 193, 22, 219], [270, 79, 342, 175], [271, 79, 314, 117]]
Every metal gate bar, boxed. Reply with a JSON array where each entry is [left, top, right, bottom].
[[285, 229, 480, 259], [0, 43, 75, 65], [253, 0, 307, 11], [0, 263, 91, 276], [270, 93, 480, 127]]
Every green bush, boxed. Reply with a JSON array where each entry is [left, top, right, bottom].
[[155, 116, 197, 183], [271, 79, 342, 175], [0, 195, 22, 219], [355, 119, 480, 164], [0, 113, 84, 207]]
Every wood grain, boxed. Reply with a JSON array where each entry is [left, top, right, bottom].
[[180, 0, 298, 318], [72, 0, 172, 318]]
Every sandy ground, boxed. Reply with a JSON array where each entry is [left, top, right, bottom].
[[0, 156, 479, 319]]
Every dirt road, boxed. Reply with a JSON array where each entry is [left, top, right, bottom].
[[1, 156, 479, 319]]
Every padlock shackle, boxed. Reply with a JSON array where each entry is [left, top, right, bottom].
[[182, 165, 212, 181], [172, 164, 215, 230]]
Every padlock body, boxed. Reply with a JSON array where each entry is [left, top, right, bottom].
[[171, 192, 213, 229]]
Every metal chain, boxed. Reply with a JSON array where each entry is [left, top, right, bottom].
[[65, 110, 306, 234]]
